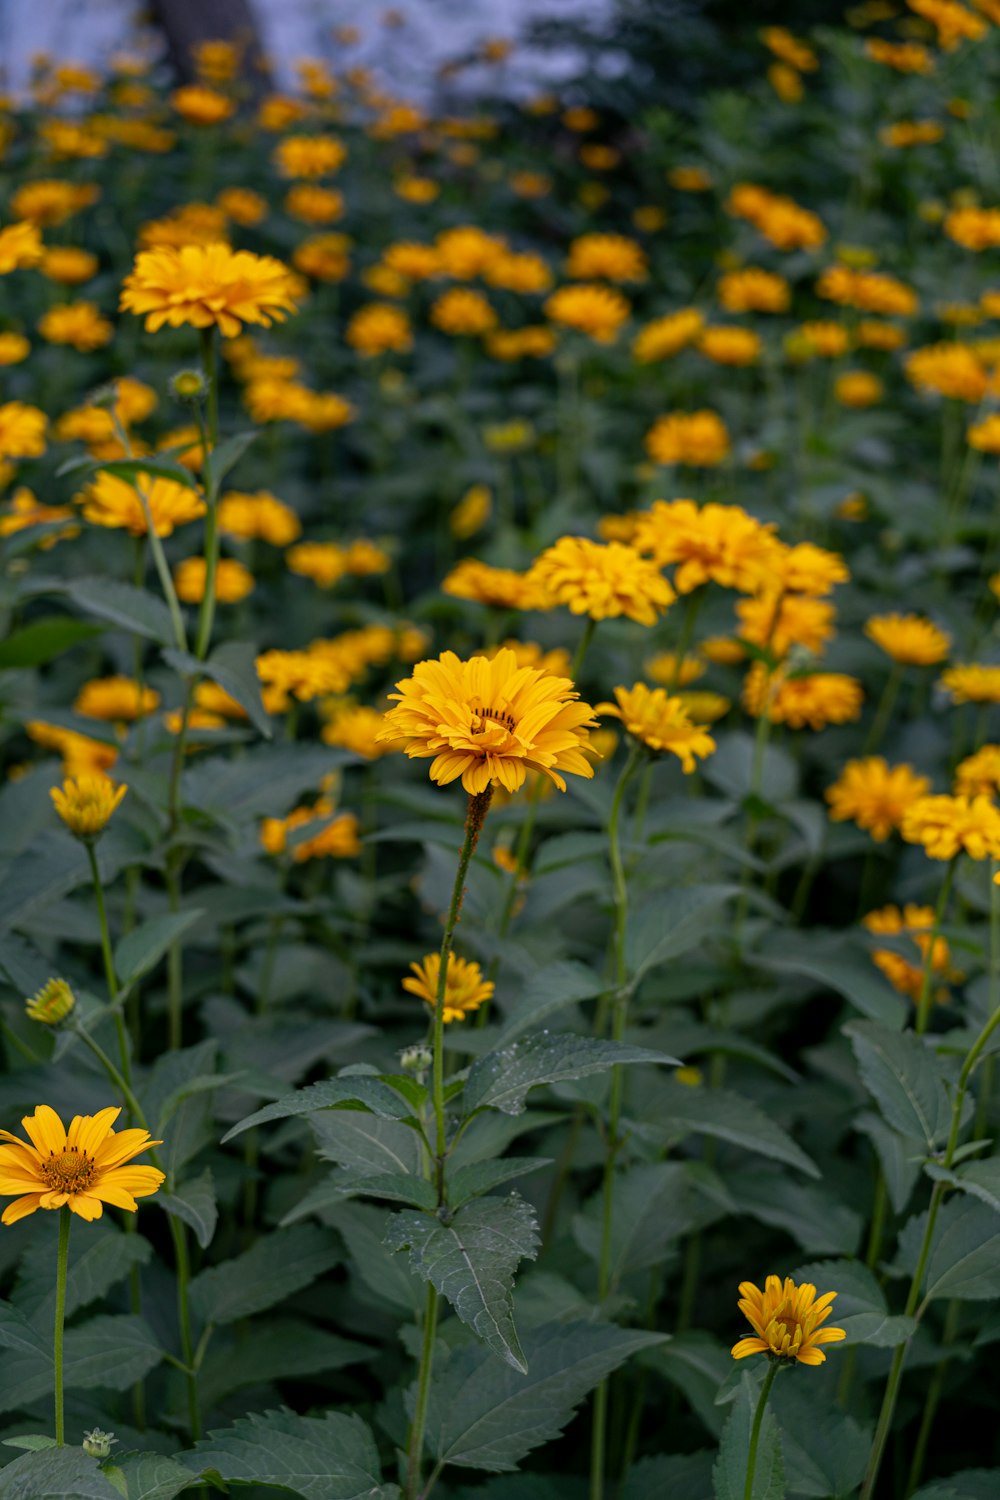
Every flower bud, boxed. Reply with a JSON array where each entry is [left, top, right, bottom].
[[400, 1044, 432, 1075], [82, 1428, 116, 1459], [170, 368, 208, 403], [25, 978, 76, 1026]]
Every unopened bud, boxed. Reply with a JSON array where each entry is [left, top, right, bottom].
[[170, 368, 208, 403], [25, 978, 76, 1026], [82, 1428, 116, 1459], [401, 1044, 432, 1075]]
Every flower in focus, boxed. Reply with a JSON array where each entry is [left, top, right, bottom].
[[80, 471, 206, 537], [403, 953, 494, 1022], [544, 283, 630, 343], [826, 757, 932, 841], [901, 794, 1000, 860], [527, 536, 675, 626], [25, 979, 76, 1026], [51, 775, 126, 840], [596, 684, 716, 771], [0, 1105, 163, 1225], [174, 557, 255, 604], [865, 614, 950, 666], [939, 665, 1000, 703], [645, 411, 730, 467], [732, 1277, 845, 1365], [378, 648, 598, 795], [121, 243, 299, 338]]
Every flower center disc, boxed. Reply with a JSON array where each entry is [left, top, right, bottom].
[[42, 1149, 96, 1193]]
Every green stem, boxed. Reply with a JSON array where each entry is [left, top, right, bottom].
[[864, 661, 904, 756], [407, 1282, 440, 1500], [914, 859, 955, 1036], [168, 1214, 201, 1442], [85, 844, 131, 1088], [53, 1208, 70, 1446], [744, 1363, 779, 1500], [905, 1299, 960, 1496]]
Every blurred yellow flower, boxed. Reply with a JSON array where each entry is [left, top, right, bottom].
[[0, 402, 47, 460], [218, 490, 301, 545], [939, 664, 1000, 703], [80, 471, 206, 537], [528, 536, 675, 626], [174, 557, 254, 603], [902, 794, 1000, 859], [865, 613, 950, 665], [51, 775, 126, 839], [596, 683, 716, 771], [544, 283, 630, 343], [826, 757, 932, 841], [74, 676, 159, 722], [645, 411, 730, 467], [450, 484, 492, 539], [121, 243, 299, 338]]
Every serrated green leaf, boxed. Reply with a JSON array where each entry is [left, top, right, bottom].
[[0, 1448, 121, 1499], [713, 1370, 785, 1500], [927, 1157, 1000, 1216], [162, 640, 271, 739], [845, 1021, 950, 1151], [13, 1222, 152, 1322], [0, 617, 104, 670], [771, 1379, 870, 1499], [113, 910, 204, 988], [793, 1257, 916, 1346], [574, 1162, 726, 1284], [114, 1452, 199, 1500], [626, 884, 741, 981], [496, 961, 605, 1043], [332, 1169, 437, 1210], [900, 1197, 1000, 1303], [427, 1320, 666, 1471], [446, 1157, 552, 1208], [637, 1082, 820, 1178], [464, 1034, 678, 1117], [386, 1193, 539, 1371], [180, 1408, 394, 1499], [197, 1318, 371, 1408], [157, 1168, 218, 1249], [311, 1110, 424, 1177], [53, 578, 176, 645], [222, 1075, 417, 1141], [189, 1224, 339, 1326]]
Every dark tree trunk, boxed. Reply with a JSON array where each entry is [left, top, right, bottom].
[[148, 0, 271, 86]]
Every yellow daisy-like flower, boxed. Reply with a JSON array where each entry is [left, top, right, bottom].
[[631, 309, 704, 364], [835, 371, 883, 407], [645, 652, 705, 688], [743, 665, 864, 730], [954, 745, 1000, 798], [905, 343, 987, 403], [403, 953, 494, 1023], [633, 500, 778, 595], [865, 614, 951, 666], [442, 557, 545, 611], [0, 1105, 163, 1225], [377, 648, 598, 796], [321, 702, 396, 759], [0, 402, 48, 461], [826, 757, 932, 842], [273, 134, 347, 179], [74, 675, 160, 722], [901, 794, 1000, 860], [565, 233, 647, 282], [596, 684, 716, 771], [174, 557, 255, 604], [939, 664, 1000, 704], [120, 243, 299, 339], [862, 904, 953, 1003], [772, 543, 850, 597], [737, 593, 836, 659], [732, 1276, 846, 1366], [544, 283, 631, 343], [697, 326, 762, 366], [218, 490, 301, 545], [80, 471, 207, 538], [347, 302, 413, 356], [172, 84, 234, 125], [41, 247, 99, 285], [37, 299, 113, 351], [27, 721, 118, 778], [430, 287, 497, 337], [0, 220, 44, 273], [645, 411, 731, 467], [717, 267, 790, 314], [51, 775, 126, 840], [527, 536, 675, 626]]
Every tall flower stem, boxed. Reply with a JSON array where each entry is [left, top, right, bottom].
[[744, 1362, 779, 1500], [864, 661, 904, 756], [407, 788, 493, 1500], [85, 844, 131, 1090], [590, 745, 642, 1500], [53, 1207, 70, 1446], [914, 859, 955, 1036]]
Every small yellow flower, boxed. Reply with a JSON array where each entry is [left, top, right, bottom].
[[450, 485, 492, 539], [718, 268, 789, 314], [430, 287, 497, 336], [347, 303, 413, 356], [0, 402, 48, 461], [596, 684, 716, 772], [121, 243, 299, 339], [527, 536, 675, 626], [273, 134, 347, 178], [74, 676, 160, 722], [218, 490, 301, 545], [954, 745, 1000, 798], [633, 499, 777, 593], [172, 84, 234, 125], [51, 775, 126, 840], [826, 757, 932, 841], [835, 371, 883, 407], [865, 614, 950, 666], [743, 666, 864, 730], [0, 1105, 163, 1225], [631, 308, 704, 362], [697, 326, 762, 366], [80, 471, 206, 538], [174, 557, 255, 604], [25, 979, 76, 1026], [565, 233, 647, 282], [403, 953, 494, 1022], [645, 411, 730, 467], [939, 664, 1000, 704], [732, 1276, 846, 1365], [544, 283, 630, 343], [901, 794, 1000, 860]]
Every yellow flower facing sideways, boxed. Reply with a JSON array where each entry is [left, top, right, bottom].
[[0, 1105, 163, 1225], [596, 683, 716, 772], [403, 953, 494, 1022], [51, 776, 126, 839], [732, 1276, 845, 1365]]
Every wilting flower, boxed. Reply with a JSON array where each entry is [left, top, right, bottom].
[[0, 1105, 163, 1225], [596, 684, 716, 771], [378, 648, 598, 795], [902, 794, 1000, 860], [121, 243, 299, 338], [826, 758, 932, 841], [80, 471, 206, 537], [403, 953, 494, 1022], [51, 776, 126, 839], [732, 1276, 846, 1365], [866, 614, 951, 665], [527, 536, 675, 626]]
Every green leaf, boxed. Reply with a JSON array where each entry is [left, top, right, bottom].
[[496, 961, 604, 1043], [331, 1170, 437, 1211], [574, 1162, 727, 1283], [713, 1370, 784, 1500], [927, 1157, 1000, 1215], [181, 1408, 395, 1499], [0, 833, 128, 937], [911, 1471, 1000, 1500], [643, 1332, 731, 1438], [113, 910, 204, 988], [753, 948, 906, 1027], [427, 1321, 667, 1471], [162, 640, 271, 739], [158, 1168, 218, 1249], [0, 1448, 121, 1499], [621, 1453, 716, 1500], [197, 1319, 371, 1408], [333, 1201, 424, 1315], [446, 1157, 552, 1208], [311, 1110, 424, 1177], [61, 455, 199, 488], [855, 1111, 923, 1214], [792, 1258, 916, 1347], [727, 1171, 862, 1256], [771, 1379, 870, 1499], [386, 1193, 540, 1371], [845, 1021, 950, 1151], [0, 1310, 162, 1411], [901, 1197, 1000, 1303], [114, 1453, 200, 1500], [1, 1437, 57, 1452], [626, 884, 741, 981], [53, 578, 176, 645], [203, 429, 258, 494], [189, 1224, 339, 1326], [464, 1034, 678, 1117], [0, 617, 103, 670], [222, 1075, 417, 1141], [13, 1222, 152, 1322], [636, 1082, 820, 1178]]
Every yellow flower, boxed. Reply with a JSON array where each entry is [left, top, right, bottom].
[[761, 26, 818, 70], [645, 411, 730, 467], [863, 903, 954, 1001], [442, 558, 544, 610], [768, 63, 804, 102], [0, 220, 44, 272], [736, 593, 836, 658], [347, 302, 413, 356], [968, 414, 1000, 454], [394, 174, 439, 203], [544, 283, 630, 343], [865, 614, 951, 665], [403, 953, 494, 1023], [286, 541, 348, 589], [321, 702, 395, 758], [527, 536, 675, 626], [631, 308, 704, 362], [865, 38, 935, 72], [172, 84, 234, 125], [434, 225, 506, 279], [378, 647, 598, 795], [676, 690, 731, 724], [668, 166, 712, 191], [0, 402, 47, 461], [174, 557, 255, 604], [905, 343, 987, 402], [138, 202, 229, 251], [939, 664, 1000, 703], [74, 676, 160, 722], [80, 471, 206, 538], [10, 180, 99, 227], [218, 490, 301, 545], [51, 775, 127, 839], [826, 757, 932, 841], [717, 268, 790, 314], [450, 484, 492, 539], [256, 649, 354, 703], [633, 499, 777, 593], [37, 299, 113, 351], [274, 134, 347, 178], [217, 187, 267, 226], [697, 327, 762, 365], [772, 542, 850, 597], [902, 794, 1000, 859], [835, 371, 883, 407], [430, 287, 497, 336], [41, 246, 99, 284], [857, 319, 907, 350], [0, 333, 30, 365], [743, 665, 864, 729], [796, 321, 850, 359], [732, 1277, 846, 1366], [0, 1105, 163, 1225], [645, 652, 705, 688], [565, 233, 647, 282], [285, 185, 344, 224], [483, 641, 573, 678], [25, 979, 76, 1026], [596, 684, 716, 771], [383, 242, 441, 281], [27, 721, 117, 778], [293, 809, 361, 861], [726, 184, 826, 250], [121, 243, 299, 339], [486, 326, 556, 361], [954, 745, 1000, 797]]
